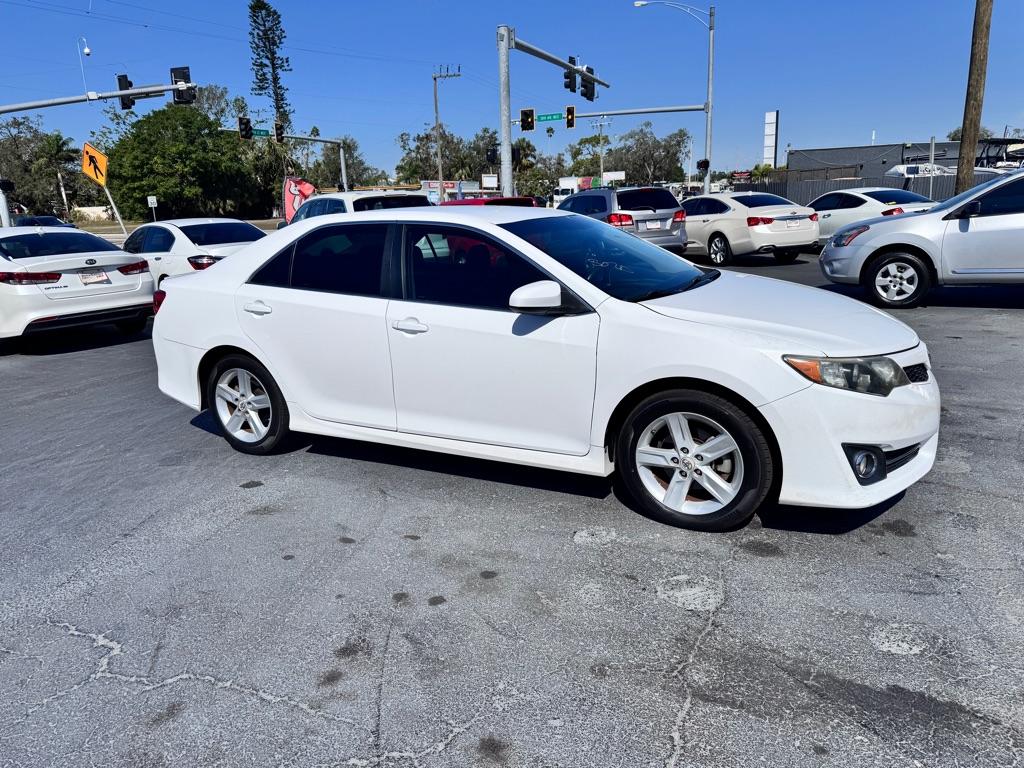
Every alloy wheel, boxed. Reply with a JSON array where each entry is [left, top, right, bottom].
[[214, 368, 273, 443], [875, 261, 919, 302], [634, 411, 744, 515], [709, 237, 727, 264]]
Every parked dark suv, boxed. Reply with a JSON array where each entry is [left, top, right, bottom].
[[557, 186, 686, 250]]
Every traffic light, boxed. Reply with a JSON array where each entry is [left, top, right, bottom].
[[520, 108, 535, 132], [238, 116, 253, 141], [696, 158, 711, 173], [565, 105, 576, 130], [274, 121, 285, 143], [116, 74, 135, 110], [486, 144, 498, 165], [169, 66, 196, 105], [563, 56, 577, 92], [580, 66, 596, 101]]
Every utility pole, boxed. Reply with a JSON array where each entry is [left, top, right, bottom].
[[433, 65, 461, 203], [591, 118, 612, 178], [704, 5, 715, 194], [955, 0, 993, 194]]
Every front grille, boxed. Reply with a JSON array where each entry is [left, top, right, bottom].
[[903, 363, 929, 383], [884, 444, 921, 473]]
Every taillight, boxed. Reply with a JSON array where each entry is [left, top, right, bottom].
[[153, 289, 166, 315], [881, 207, 904, 216], [672, 210, 686, 223], [0, 271, 62, 285], [117, 259, 149, 275], [187, 255, 216, 270], [607, 213, 634, 227], [746, 216, 774, 227], [809, 213, 819, 222]]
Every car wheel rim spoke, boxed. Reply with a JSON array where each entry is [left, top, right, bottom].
[[635, 411, 744, 516], [215, 368, 272, 444]]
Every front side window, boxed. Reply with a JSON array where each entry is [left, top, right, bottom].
[[0, 231, 119, 259], [405, 225, 547, 310], [501, 214, 705, 302], [292, 200, 321, 222], [142, 227, 175, 253], [321, 199, 347, 214], [290, 223, 388, 296], [978, 178, 1024, 216], [352, 195, 430, 211]]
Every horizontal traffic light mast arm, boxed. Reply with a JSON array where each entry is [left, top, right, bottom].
[[0, 81, 197, 116], [219, 128, 345, 147], [511, 103, 706, 124], [510, 35, 611, 88]]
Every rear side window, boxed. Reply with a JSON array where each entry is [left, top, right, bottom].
[[0, 231, 119, 259], [862, 189, 933, 205], [179, 222, 265, 246], [290, 223, 388, 296], [250, 247, 292, 288], [571, 194, 608, 215], [616, 188, 679, 211], [810, 193, 842, 211], [142, 227, 175, 253], [352, 195, 430, 211], [321, 199, 347, 214], [704, 199, 730, 214], [730, 193, 794, 208], [123, 230, 146, 254], [681, 198, 705, 216]]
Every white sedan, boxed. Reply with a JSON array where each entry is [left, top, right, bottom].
[[0, 227, 153, 338], [123, 218, 266, 285], [808, 187, 935, 246], [152, 207, 939, 531], [679, 192, 819, 265]]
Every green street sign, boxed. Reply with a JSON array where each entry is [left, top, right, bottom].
[[252, 129, 271, 137], [537, 112, 563, 122]]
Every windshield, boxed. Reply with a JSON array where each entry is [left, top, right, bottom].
[[0, 231, 119, 259], [730, 193, 795, 208], [179, 222, 265, 246], [353, 195, 431, 211], [501, 214, 704, 302], [930, 174, 1012, 213], [863, 189, 932, 205]]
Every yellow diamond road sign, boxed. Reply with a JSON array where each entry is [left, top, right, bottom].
[[81, 142, 108, 187]]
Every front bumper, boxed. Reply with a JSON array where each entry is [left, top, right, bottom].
[[819, 241, 873, 285], [758, 345, 940, 508]]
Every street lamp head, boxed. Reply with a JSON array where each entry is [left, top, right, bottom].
[[633, 1, 648, 6], [82, 45, 91, 56]]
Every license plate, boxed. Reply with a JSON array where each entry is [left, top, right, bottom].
[[79, 269, 110, 285], [786, 219, 801, 229], [645, 220, 662, 231]]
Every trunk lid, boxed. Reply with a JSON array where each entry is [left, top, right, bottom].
[[12, 250, 145, 299]]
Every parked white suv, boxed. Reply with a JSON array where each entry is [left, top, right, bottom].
[[284, 190, 432, 227], [820, 170, 1024, 307]]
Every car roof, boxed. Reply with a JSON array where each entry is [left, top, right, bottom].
[[140, 218, 251, 227], [312, 190, 427, 200], [302, 205, 572, 226], [0, 226, 98, 238]]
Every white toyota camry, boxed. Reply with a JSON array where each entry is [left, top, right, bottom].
[[1, 227, 153, 338], [152, 207, 940, 531]]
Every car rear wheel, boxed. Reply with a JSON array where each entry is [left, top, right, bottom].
[[615, 389, 774, 531], [864, 252, 931, 308], [707, 233, 732, 266], [207, 354, 290, 454]]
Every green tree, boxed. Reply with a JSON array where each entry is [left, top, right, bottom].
[[310, 135, 387, 189], [566, 133, 609, 176], [249, 0, 293, 130], [395, 126, 468, 183], [606, 122, 691, 184], [948, 125, 994, 141]]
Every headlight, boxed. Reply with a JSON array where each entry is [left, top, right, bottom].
[[831, 225, 869, 247], [784, 355, 910, 397]]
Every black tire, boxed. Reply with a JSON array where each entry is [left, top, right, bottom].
[[862, 251, 932, 308], [773, 249, 800, 264], [615, 389, 774, 532], [205, 353, 290, 455], [115, 316, 149, 335], [707, 233, 732, 266]]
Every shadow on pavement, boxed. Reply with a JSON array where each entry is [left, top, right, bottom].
[[818, 282, 1024, 311], [1, 322, 152, 357], [756, 493, 903, 534]]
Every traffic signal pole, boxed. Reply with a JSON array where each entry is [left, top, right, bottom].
[[0, 81, 197, 116]]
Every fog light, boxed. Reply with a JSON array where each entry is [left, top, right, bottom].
[[842, 444, 887, 486]]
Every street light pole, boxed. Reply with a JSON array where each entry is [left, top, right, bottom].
[[76, 37, 90, 94], [634, 1, 714, 192], [432, 66, 461, 203]]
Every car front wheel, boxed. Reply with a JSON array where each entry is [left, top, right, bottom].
[[207, 354, 290, 454], [864, 252, 931, 308], [616, 389, 774, 531]]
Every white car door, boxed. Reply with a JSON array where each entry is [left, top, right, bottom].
[[810, 193, 845, 243], [235, 222, 397, 429], [386, 223, 599, 456], [681, 198, 709, 253], [140, 226, 178, 282], [940, 177, 1024, 282]]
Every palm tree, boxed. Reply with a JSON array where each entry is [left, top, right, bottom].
[[30, 132, 77, 216]]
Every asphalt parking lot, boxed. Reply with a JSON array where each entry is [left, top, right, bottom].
[[1, 254, 1022, 767]]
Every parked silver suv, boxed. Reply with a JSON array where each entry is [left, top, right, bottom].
[[820, 170, 1024, 307], [557, 186, 686, 251]]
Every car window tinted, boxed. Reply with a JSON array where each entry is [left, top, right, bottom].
[[705, 199, 730, 214], [406, 225, 547, 310], [0, 231, 119, 259], [730, 193, 794, 208], [571, 195, 607, 215], [290, 223, 388, 296], [123, 230, 146, 254], [321, 198, 347, 214], [930, 174, 1009, 213], [501, 215, 703, 302], [616, 188, 679, 211], [293, 200, 320, 221], [249, 246, 292, 288], [978, 178, 1024, 216], [681, 198, 704, 216], [862, 189, 932, 205], [811, 194, 842, 211], [179, 222, 265, 246], [836, 194, 866, 209], [352, 195, 430, 211], [142, 227, 175, 253]]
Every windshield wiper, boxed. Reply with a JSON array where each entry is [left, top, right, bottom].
[[632, 269, 720, 302]]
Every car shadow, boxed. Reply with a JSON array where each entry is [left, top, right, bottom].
[[755, 493, 902, 535], [817, 282, 1024, 311], [1, 322, 152, 357]]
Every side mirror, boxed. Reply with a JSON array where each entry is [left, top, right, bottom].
[[276, 220, 288, 229], [959, 200, 982, 219], [0, 178, 14, 193], [509, 280, 564, 314]]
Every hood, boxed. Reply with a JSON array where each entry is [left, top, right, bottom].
[[200, 242, 251, 259], [642, 270, 919, 357]]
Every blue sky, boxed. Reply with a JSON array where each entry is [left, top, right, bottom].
[[3, 0, 1022, 174]]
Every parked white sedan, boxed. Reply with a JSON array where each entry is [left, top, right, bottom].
[[0, 227, 153, 338], [680, 192, 819, 265], [152, 207, 939, 531], [123, 219, 266, 286], [809, 188, 935, 246]]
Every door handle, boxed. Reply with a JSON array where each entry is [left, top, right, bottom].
[[243, 301, 272, 316], [153, 256, 162, 261], [392, 317, 429, 334], [822, 213, 831, 218]]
